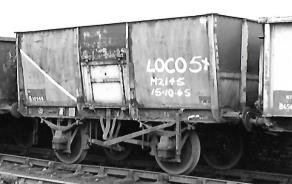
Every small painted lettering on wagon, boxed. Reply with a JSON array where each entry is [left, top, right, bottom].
[[286, 95, 292, 100], [27, 89, 46, 102], [279, 103, 292, 110], [273, 90, 292, 115], [279, 94, 292, 110]]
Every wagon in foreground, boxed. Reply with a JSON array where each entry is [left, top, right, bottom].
[[16, 14, 262, 174]]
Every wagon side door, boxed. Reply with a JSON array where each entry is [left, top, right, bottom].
[[79, 24, 128, 107]]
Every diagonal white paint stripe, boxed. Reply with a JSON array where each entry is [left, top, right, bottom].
[[20, 49, 77, 102]]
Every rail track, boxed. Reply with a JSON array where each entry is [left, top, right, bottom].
[[0, 145, 292, 184], [0, 153, 249, 184]]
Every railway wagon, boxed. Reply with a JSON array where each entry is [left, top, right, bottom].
[[244, 17, 292, 132], [16, 14, 262, 175], [0, 37, 17, 114], [0, 37, 37, 147]]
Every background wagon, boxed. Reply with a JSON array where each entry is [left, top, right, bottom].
[[0, 37, 37, 148]]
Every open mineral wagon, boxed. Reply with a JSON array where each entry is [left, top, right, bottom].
[[16, 14, 262, 174]]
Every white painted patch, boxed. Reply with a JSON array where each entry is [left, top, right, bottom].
[[69, 108, 76, 117], [90, 65, 120, 82], [271, 24, 292, 91], [92, 83, 123, 104], [59, 108, 64, 116], [88, 64, 123, 104], [20, 49, 77, 102], [199, 17, 207, 25]]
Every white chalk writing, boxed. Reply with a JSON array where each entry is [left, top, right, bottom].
[[146, 56, 209, 74], [150, 77, 185, 86], [151, 88, 191, 98], [147, 56, 207, 98], [150, 77, 191, 98]]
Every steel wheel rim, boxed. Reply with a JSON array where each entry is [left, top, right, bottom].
[[203, 129, 243, 170], [153, 131, 201, 175], [55, 128, 88, 164]]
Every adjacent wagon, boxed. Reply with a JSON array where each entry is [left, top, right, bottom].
[[241, 17, 292, 132], [0, 37, 16, 113], [0, 37, 37, 148]]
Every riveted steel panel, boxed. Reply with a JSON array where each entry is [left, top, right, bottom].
[[19, 29, 80, 106], [130, 17, 211, 108]]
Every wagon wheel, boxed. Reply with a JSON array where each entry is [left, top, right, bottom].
[[54, 125, 89, 164], [202, 128, 243, 170], [103, 143, 133, 161], [152, 131, 201, 175]]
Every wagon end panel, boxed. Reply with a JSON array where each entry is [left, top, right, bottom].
[[216, 16, 261, 111], [79, 24, 128, 108], [0, 38, 17, 111], [264, 23, 292, 117], [130, 17, 211, 109], [18, 29, 81, 112], [246, 21, 262, 107]]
